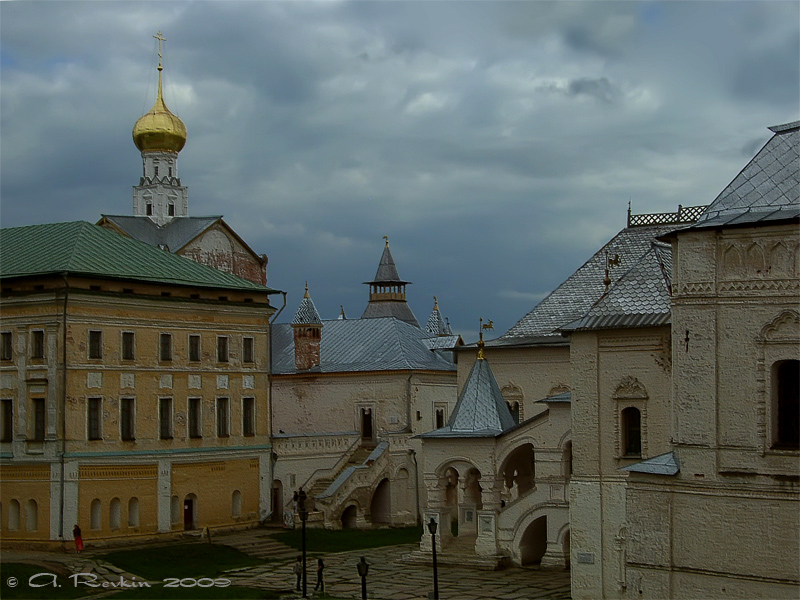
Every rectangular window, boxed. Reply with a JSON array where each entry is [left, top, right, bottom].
[[159, 398, 173, 439], [217, 398, 229, 437], [88, 398, 102, 440], [188, 398, 202, 438], [31, 330, 44, 359], [436, 408, 445, 429], [243, 337, 254, 364], [1, 400, 12, 442], [33, 398, 45, 441], [89, 330, 102, 359], [1, 332, 11, 361], [243, 397, 255, 436], [159, 333, 172, 361], [189, 335, 201, 362], [121, 398, 135, 441], [217, 336, 229, 363], [122, 332, 135, 361]]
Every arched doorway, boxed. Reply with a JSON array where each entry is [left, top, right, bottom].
[[520, 515, 548, 565], [184, 494, 197, 530], [272, 481, 284, 523], [370, 478, 391, 524], [444, 467, 459, 535], [341, 505, 357, 529]]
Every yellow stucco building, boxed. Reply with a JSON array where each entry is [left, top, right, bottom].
[[0, 221, 279, 547]]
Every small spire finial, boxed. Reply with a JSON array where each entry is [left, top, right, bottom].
[[304, 281, 310, 298], [383, 235, 389, 247], [433, 295, 438, 309]]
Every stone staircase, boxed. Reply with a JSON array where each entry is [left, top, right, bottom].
[[214, 529, 297, 561], [306, 444, 376, 512]]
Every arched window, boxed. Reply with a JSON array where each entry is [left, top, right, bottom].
[[9, 499, 20, 531], [25, 499, 38, 531], [128, 498, 140, 527], [110, 498, 121, 530], [232, 491, 242, 517], [90, 498, 102, 530], [622, 407, 641, 457], [774, 360, 800, 449]]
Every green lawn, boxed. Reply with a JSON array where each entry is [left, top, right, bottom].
[[272, 525, 422, 553], [96, 543, 264, 581]]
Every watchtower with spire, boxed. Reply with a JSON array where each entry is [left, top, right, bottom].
[[132, 32, 188, 226], [361, 236, 420, 327], [291, 284, 323, 371]]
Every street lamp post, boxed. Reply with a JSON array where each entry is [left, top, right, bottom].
[[299, 489, 308, 598], [357, 556, 369, 600], [428, 517, 439, 600]]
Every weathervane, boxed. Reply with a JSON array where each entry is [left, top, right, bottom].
[[477, 318, 494, 360], [603, 252, 620, 291], [383, 235, 389, 247]]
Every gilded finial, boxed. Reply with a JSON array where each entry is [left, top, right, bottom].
[[383, 235, 389, 247], [304, 281, 310, 298], [433, 296, 438, 309], [477, 318, 494, 360]]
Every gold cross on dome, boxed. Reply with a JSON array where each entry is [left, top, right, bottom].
[[153, 31, 166, 67]]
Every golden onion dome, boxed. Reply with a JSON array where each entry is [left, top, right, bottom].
[[132, 68, 187, 154]]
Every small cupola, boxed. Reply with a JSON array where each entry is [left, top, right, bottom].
[[291, 283, 323, 371]]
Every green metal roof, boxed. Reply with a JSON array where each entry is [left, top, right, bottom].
[[1, 221, 279, 293]]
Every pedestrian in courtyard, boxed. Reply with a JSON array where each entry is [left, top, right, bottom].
[[292, 490, 299, 516], [73, 524, 83, 553], [293, 555, 302, 591], [314, 557, 325, 594]]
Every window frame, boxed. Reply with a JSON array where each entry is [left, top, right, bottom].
[[189, 335, 201, 362], [772, 359, 799, 449], [1, 332, 12, 361], [216, 397, 230, 438], [121, 331, 135, 361], [120, 397, 135, 441], [217, 336, 229, 363], [32, 398, 45, 441], [30, 330, 45, 359], [87, 397, 102, 441], [242, 337, 254, 364], [159, 333, 173, 362], [243, 397, 255, 436], [1, 399, 13, 442], [88, 330, 103, 360], [188, 397, 202, 438], [159, 397, 173, 440], [621, 406, 642, 458]]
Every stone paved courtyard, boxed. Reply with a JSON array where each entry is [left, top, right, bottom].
[[225, 543, 572, 600]]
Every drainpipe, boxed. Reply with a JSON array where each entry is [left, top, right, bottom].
[[265, 291, 287, 524], [59, 273, 69, 541]]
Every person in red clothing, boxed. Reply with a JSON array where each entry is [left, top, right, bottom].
[[73, 524, 83, 553]]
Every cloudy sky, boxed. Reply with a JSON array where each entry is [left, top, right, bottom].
[[2, 1, 798, 341]]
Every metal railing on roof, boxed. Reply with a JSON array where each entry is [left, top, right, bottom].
[[628, 204, 707, 227]]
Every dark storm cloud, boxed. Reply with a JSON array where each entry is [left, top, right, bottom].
[[1, 1, 798, 339]]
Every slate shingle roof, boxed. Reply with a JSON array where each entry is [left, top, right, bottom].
[[365, 244, 408, 284], [292, 291, 322, 325], [490, 224, 679, 347], [1, 221, 275, 292], [100, 215, 221, 251], [272, 317, 456, 375], [361, 300, 420, 327], [420, 355, 516, 438], [561, 242, 672, 332], [620, 451, 680, 476], [692, 121, 799, 228]]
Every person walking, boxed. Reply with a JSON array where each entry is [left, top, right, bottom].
[[73, 524, 83, 553], [293, 555, 302, 592], [314, 557, 325, 594]]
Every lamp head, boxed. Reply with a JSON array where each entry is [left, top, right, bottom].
[[427, 517, 438, 535]]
